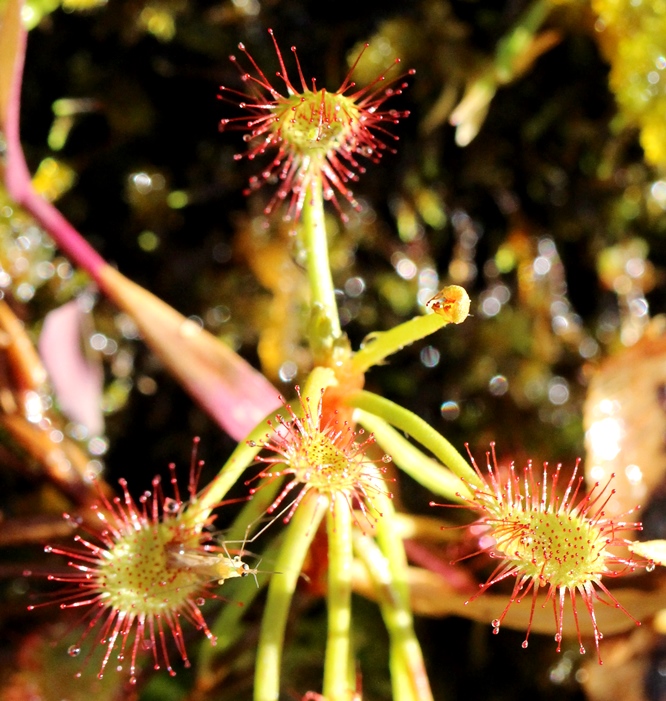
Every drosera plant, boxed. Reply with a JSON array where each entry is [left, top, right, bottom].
[[218, 28, 414, 225], [210, 28, 504, 701], [431, 443, 646, 663], [29, 438, 260, 684], [246, 383, 394, 529], [218, 29, 415, 365], [206, 29, 479, 701], [8, 10, 658, 700]]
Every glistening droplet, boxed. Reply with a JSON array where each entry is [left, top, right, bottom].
[[163, 498, 179, 514]]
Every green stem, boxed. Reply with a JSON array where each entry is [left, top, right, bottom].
[[301, 366, 337, 409], [323, 502, 354, 701], [346, 391, 482, 489], [197, 482, 286, 680], [351, 313, 448, 375], [353, 530, 415, 701], [197, 534, 280, 678], [370, 492, 433, 701], [254, 491, 326, 701], [198, 365, 336, 524], [356, 409, 471, 502], [302, 175, 341, 346], [223, 476, 284, 545], [195, 406, 290, 519]]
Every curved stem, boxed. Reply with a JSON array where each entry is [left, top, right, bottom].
[[356, 409, 471, 502], [301, 366, 337, 408], [199, 365, 338, 519], [1, 0, 107, 279], [371, 492, 433, 701], [323, 502, 354, 701], [301, 175, 341, 347], [224, 477, 284, 545], [195, 406, 290, 518], [353, 530, 413, 701], [197, 536, 278, 678], [254, 491, 326, 701], [346, 391, 482, 489], [351, 313, 448, 375]]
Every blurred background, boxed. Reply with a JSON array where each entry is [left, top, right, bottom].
[[2, 0, 666, 699]]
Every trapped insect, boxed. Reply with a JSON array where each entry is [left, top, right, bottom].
[[166, 542, 260, 585]]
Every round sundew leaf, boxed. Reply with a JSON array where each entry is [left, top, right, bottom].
[[33, 449, 255, 682], [218, 29, 412, 225], [429, 443, 647, 661]]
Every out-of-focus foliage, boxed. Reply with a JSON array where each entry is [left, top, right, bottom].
[[2, 1, 666, 700], [590, 0, 666, 167]]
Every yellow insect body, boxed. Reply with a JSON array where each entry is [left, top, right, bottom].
[[166, 544, 256, 584]]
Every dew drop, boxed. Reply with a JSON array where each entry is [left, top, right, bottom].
[[491, 619, 500, 628], [67, 645, 81, 657], [44, 545, 53, 553], [116, 665, 123, 672], [554, 633, 562, 643], [647, 562, 656, 573], [522, 641, 529, 649], [359, 332, 379, 349], [492, 628, 500, 635], [382, 454, 392, 463], [196, 598, 206, 607], [163, 498, 180, 514], [75, 672, 82, 679], [580, 645, 586, 654], [129, 676, 137, 686]]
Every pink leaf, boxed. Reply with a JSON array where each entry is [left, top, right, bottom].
[[39, 299, 105, 437]]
